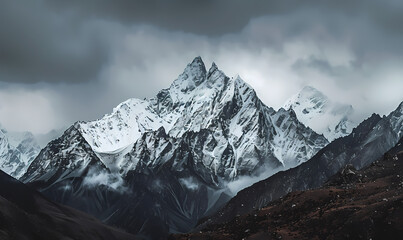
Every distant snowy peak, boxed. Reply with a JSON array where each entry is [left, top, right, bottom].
[[283, 86, 356, 141], [0, 127, 40, 179]]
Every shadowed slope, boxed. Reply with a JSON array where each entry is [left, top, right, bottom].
[[0, 170, 138, 240]]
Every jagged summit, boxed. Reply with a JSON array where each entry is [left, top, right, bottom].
[[208, 62, 218, 74], [170, 56, 207, 92], [284, 85, 356, 141]]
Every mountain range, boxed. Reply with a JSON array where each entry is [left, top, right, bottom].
[[0, 56, 401, 239], [19, 57, 329, 238]]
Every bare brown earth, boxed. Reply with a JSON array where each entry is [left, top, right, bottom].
[[172, 142, 403, 240]]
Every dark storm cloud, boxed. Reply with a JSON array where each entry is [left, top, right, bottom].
[[1, 0, 403, 84], [0, 1, 109, 83], [44, 0, 298, 35], [44, 0, 403, 36]]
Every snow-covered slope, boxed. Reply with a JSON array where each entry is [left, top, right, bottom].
[[283, 86, 356, 141], [79, 99, 168, 153], [0, 127, 40, 179], [22, 57, 328, 238]]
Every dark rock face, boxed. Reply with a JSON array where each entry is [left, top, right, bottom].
[[202, 102, 403, 226], [173, 137, 403, 240], [0, 169, 138, 240]]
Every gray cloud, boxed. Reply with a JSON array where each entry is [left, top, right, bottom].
[[44, 0, 300, 35], [292, 56, 350, 77], [0, 1, 109, 83], [0, 0, 402, 133], [43, 0, 403, 37], [2, 0, 403, 84]]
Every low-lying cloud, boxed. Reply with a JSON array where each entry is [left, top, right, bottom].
[[227, 167, 281, 195], [179, 177, 200, 191], [83, 168, 127, 192]]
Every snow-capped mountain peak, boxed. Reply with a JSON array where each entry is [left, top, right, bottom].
[[283, 86, 356, 141], [284, 86, 330, 116], [20, 56, 330, 237], [78, 58, 230, 154], [28, 57, 329, 182]]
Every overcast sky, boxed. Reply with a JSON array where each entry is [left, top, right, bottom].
[[0, 0, 402, 133]]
